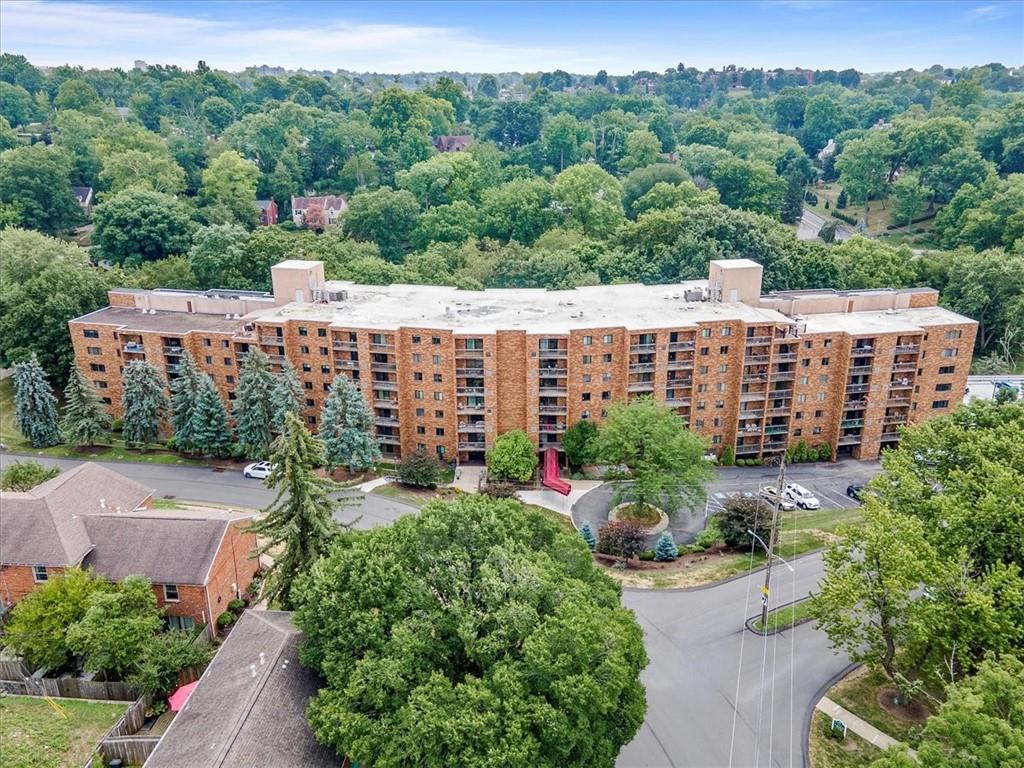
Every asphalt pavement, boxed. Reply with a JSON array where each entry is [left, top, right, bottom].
[[796, 207, 856, 242]]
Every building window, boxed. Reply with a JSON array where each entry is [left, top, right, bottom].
[[582, 336, 593, 346], [602, 354, 612, 363], [582, 355, 592, 364], [801, 359, 811, 368], [699, 365, 709, 374], [803, 340, 813, 349], [602, 372, 612, 382], [813, 426, 823, 435], [701, 328, 711, 338], [823, 339, 832, 348], [821, 357, 830, 366], [936, 383, 952, 392], [582, 374, 592, 383], [415, 390, 424, 400], [932, 400, 950, 410], [303, 381, 313, 390], [581, 410, 590, 419], [83, 329, 99, 338], [938, 365, 955, 375], [298, 327, 308, 336], [795, 411, 803, 420], [307, 415, 316, 425], [697, 401, 706, 410], [322, 383, 331, 392], [32, 565, 47, 582], [302, 363, 311, 372], [814, 410, 824, 418], [694, 418, 705, 427], [415, 407, 425, 417], [321, 365, 330, 374], [433, 392, 444, 401], [94, 380, 107, 389], [945, 330, 962, 340], [416, 425, 426, 435], [697, 384, 707, 393], [412, 353, 422, 363], [164, 584, 180, 602], [819, 375, 829, 384], [435, 428, 445, 437], [602, 390, 611, 400], [89, 363, 105, 372], [941, 348, 958, 358], [431, 336, 441, 345], [713, 417, 722, 428], [412, 335, 421, 344], [300, 345, 310, 354], [700, 347, 709, 356], [432, 355, 441, 365], [714, 400, 724, 409], [719, 364, 728, 373], [205, 356, 213, 364], [435, 410, 444, 418], [319, 347, 328, 356], [222, 340, 230, 348], [305, 398, 315, 407], [318, 328, 327, 337], [582, 392, 592, 401], [797, 394, 807, 403], [711, 435, 722, 445], [800, 376, 809, 386], [719, 346, 729, 355], [414, 372, 423, 381], [224, 358, 232, 365], [87, 346, 101, 355], [167, 615, 194, 631], [603, 334, 613, 344], [816, 392, 826, 401], [793, 428, 802, 437], [433, 373, 442, 383], [721, 327, 731, 337]]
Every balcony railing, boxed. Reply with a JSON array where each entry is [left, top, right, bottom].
[[851, 346, 875, 356], [628, 362, 656, 372], [880, 432, 901, 441], [371, 380, 398, 391], [849, 365, 874, 375], [539, 404, 567, 413], [841, 418, 864, 429], [123, 344, 145, 354], [458, 422, 486, 433], [369, 342, 394, 351], [666, 359, 694, 370], [456, 367, 486, 376], [332, 340, 358, 350], [773, 352, 797, 363], [883, 414, 907, 424], [845, 383, 870, 394], [764, 425, 788, 435], [266, 354, 285, 363], [163, 346, 184, 355], [165, 363, 182, 374], [838, 435, 862, 446], [376, 434, 401, 445], [260, 336, 284, 346], [741, 391, 768, 402], [894, 344, 920, 355], [370, 361, 397, 372], [888, 395, 911, 405], [770, 370, 795, 381], [665, 397, 691, 407], [889, 380, 914, 390], [768, 389, 794, 399], [743, 373, 768, 383], [767, 405, 791, 416], [739, 409, 764, 419], [538, 424, 567, 434], [538, 348, 568, 358], [374, 416, 400, 426], [457, 404, 486, 415], [459, 441, 487, 451], [374, 397, 399, 407], [630, 342, 657, 352], [454, 347, 485, 357], [736, 443, 761, 455], [891, 362, 917, 373], [334, 359, 359, 369], [843, 398, 867, 409], [628, 381, 654, 392], [744, 354, 771, 364], [457, 386, 485, 396], [538, 367, 568, 377], [668, 341, 695, 351], [538, 386, 568, 395], [745, 336, 772, 346]]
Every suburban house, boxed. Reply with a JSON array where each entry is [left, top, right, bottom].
[[434, 134, 473, 153], [256, 198, 278, 226], [291, 195, 347, 228], [0, 463, 258, 636], [144, 610, 338, 768], [72, 186, 94, 216]]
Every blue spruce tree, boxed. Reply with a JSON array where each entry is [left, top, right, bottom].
[[270, 361, 303, 433], [320, 375, 380, 472], [169, 351, 203, 452], [191, 374, 231, 457], [121, 361, 169, 451], [655, 531, 679, 561], [13, 354, 61, 448], [234, 347, 275, 458], [580, 521, 597, 552]]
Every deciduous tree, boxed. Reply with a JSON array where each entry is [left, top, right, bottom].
[[486, 429, 538, 482], [93, 187, 194, 265], [0, 144, 81, 233]]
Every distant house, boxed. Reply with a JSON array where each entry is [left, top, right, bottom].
[[72, 186, 94, 216], [291, 195, 347, 228], [434, 134, 474, 153], [144, 610, 337, 768], [0, 464, 258, 636], [256, 199, 278, 227]]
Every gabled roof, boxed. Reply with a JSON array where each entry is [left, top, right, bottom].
[[144, 611, 336, 768], [71, 186, 93, 205], [81, 515, 236, 585], [435, 134, 473, 152], [0, 464, 152, 567], [255, 199, 275, 211], [291, 195, 347, 211]]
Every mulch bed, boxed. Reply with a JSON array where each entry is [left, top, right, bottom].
[[878, 688, 929, 723], [593, 544, 732, 571]]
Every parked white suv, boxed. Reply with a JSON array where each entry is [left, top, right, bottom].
[[243, 461, 273, 480], [782, 482, 820, 510]]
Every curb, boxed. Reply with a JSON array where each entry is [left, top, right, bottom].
[[743, 596, 814, 636], [619, 548, 825, 593], [802, 662, 862, 768]]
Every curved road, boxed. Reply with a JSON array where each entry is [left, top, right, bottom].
[[2, 453, 855, 767]]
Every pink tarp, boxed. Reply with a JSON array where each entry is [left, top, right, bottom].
[[168, 681, 199, 712], [541, 447, 571, 496]]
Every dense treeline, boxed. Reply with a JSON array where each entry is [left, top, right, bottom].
[[0, 53, 1021, 383]]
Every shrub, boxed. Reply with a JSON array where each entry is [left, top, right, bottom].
[[562, 419, 599, 469], [227, 598, 246, 613], [803, 190, 818, 205], [0, 460, 59, 491], [596, 520, 646, 559], [824, 200, 830, 209], [715, 497, 761, 548], [483, 480, 517, 498], [639, 550, 655, 561], [397, 448, 443, 488], [832, 210, 857, 225], [128, 630, 214, 697], [111, 419, 124, 432], [486, 430, 538, 482], [216, 611, 237, 629], [836, 189, 848, 209], [579, 521, 597, 551], [719, 445, 735, 467], [694, 517, 723, 550], [164, 436, 178, 451], [150, 699, 168, 717], [654, 531, 679, 561]]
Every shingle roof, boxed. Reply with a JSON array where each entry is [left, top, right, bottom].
[[291, 195, 347, 211], [144, 611, 337, 768], [435, 134, 473, 152], [81, 516, 232, 585], [71, 186, 93, 204], [255, 199, 274, 211], [0, 464, 152, 567]]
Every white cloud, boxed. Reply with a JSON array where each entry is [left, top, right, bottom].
[[0, 1, 629, 72]]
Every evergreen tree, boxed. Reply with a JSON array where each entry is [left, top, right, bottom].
[[249, 412, 353, 609], [320, 375, 380, 472], [270, 361, 302, 432], [191, 374, 231, 456], [780, 170, 805, 224], [61, 366, 111, 448], [13, 354, 61, 448], [836, 188, 848, 209], [169, 351, 203, 452], [234, 348, 275, 458], [121, 361, 168, 451], [580, 521, 597, 552], [655, 531, 679, 561]]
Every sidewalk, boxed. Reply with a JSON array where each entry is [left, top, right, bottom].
[[816, 696, 918, 758], [518, 479, 603, 520]]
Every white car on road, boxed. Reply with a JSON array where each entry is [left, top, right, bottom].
[[782, 482, 821, 510], [759, 486, 796, 511], [243, 461, 273, 480]]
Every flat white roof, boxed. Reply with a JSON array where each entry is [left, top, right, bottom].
[[246, 280, 794, 332], [802, 306, 976, 335]]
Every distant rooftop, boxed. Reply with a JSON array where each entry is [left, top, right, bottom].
[[801, 305, 973, 335], [74, 305, 250, 334]]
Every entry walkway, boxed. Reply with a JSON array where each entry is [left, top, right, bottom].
[[518, 479, 603, 521], [816, 696, 918, 758]]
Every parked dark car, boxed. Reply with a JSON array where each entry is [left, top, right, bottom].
[[846, 484, 865, 501]]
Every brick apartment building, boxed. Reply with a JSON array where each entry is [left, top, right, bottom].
[[67, 258, 976, 465], [0, 463, 258, 637]]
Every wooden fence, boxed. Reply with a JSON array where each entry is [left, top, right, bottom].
[[0, 658, 31, 680], [23, 675, 136, 701], [81, 694, 160, 767]]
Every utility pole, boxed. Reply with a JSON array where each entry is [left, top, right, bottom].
[[760, 456, 787, 630]]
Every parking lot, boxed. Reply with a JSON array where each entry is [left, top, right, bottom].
[[702, 458, 879, 519]]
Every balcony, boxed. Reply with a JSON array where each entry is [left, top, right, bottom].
[[768, 389, 793, 399], [334, 358, 360, 369], [375, 415, 400, 426], [739, 409, 764, 419], [370, 361, 397, 372], [374, 397, 399, 408], [538, 423, 567, 434], [843, 398, 867, 409], [630, 342, 657, 352], [539, 404, 567, 414], [736, 443, 761, 455], [891, 362, 917, 373], [369, 342, 394, 351], [538, 348, 568, 358], [743, 373, 768, 383], [538, 386, 568, 396], [538, 367, 567, 377], [838, 434, 862, 446], [884, 414, 907, 424], [767, 405, 791, 416], [666, 359, 694, 370], [845, 383, 870, 394], [260, 336, 284, 346], [459, 441, 487, 451], [667, 377, 693, 388], [744, 354, 771, 364], [851, 346, 875, 356], [163, 346, 184, 355], [371, 380, 398, 391], [889, 380, 913, 390], [457, 367, 487, 377], [457, 386, 485, 396], [770, 370, 795, 381], [880, 432, 901, 442], [665, 397, 691, 407], [123, 344, 145, 354], [377, 433, 401, 445], [773, 352, 797, 363], [764, 425, 788, 435], [741, 390, 767, 402], [332, 340, 358, 351], [454, 347, 485, 357], [458, 422, 486, 433], [628, 362, 656, 373], [745, 336, 772, 346], [669, 341, 695, 351], [165, 363, 182, 374], [628, 381, 654, 392], [888, 395, 911, 405], [266, 354, 285, 363], [849, 365, 874, 375], [841, 418, 864, 429], [894, 344, 920, 355], [763, 439, 788, 452]]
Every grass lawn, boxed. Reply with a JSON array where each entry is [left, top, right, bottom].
[[829, 667, 932, 749], [370, 482, 463, 508], [605, 503, 863, 589], [753, 598, 815, 633], [519, 502, 575, 532], [808, 711, 881, 768], [0, 378, 201, 466], [803, 183, 940, 245], [0, 694, 127, 768]]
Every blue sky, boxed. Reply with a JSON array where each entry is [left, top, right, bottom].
[[2, 0, 1021, 73]]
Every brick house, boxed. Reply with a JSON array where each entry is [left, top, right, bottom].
[[290, 195, 347, 228], [256, 199, 278, 226], [0, 464, 258, 636], [434, 134, 474, 153]]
